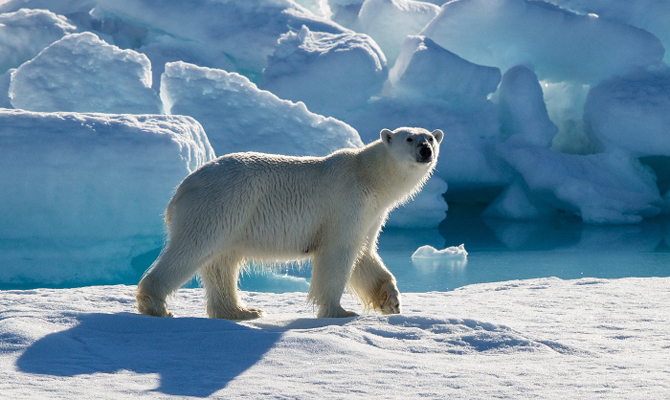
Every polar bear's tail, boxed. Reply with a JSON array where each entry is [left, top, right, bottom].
[[164, 184, 186, 224], [164, 190, 180, 224]]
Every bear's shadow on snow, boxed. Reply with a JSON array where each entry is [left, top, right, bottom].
[[16, 312, 282, 397]]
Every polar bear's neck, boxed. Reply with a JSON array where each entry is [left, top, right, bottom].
[[355, 140, 434, 211]]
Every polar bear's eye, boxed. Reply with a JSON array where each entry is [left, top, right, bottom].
[[428, 137, 434, 143], [406, 137, 413, 143]]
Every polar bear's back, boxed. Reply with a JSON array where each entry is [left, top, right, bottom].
[[165, 150, 364, 258]]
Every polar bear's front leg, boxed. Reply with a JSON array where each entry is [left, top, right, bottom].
[[378, 280, 401, 315], [348, 251, 401, 315], [309, 246, 359, 318]]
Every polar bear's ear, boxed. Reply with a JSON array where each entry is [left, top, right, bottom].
[[381, 129, 393, 146], [431, 129, 444, 144]]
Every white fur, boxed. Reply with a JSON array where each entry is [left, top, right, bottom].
[[136, 127, 443, 319]]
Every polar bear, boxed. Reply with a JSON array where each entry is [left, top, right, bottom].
[[137, 127, 443, 319]]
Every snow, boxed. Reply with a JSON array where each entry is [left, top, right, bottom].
[[2, 277, 669, 398], [0, 109, 214, 287], [260, 25, 387, 116], [161, 61, 363, 156], [421, 0, 665, 84], [9, 32, 162, 114], [1, 1, 670, 392]]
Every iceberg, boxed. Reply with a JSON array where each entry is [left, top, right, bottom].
[[261, 25, 387, 117], [10, 32, 161, 114], [389, 35, 501, 108], [421, 0, 664, 83], [0, 109, 214, 287], [356, 0, 440, 65], [160, 61, 363, 157]]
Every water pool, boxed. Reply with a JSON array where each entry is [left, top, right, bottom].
[[3, 216, 669, 292], [236, 216, 670, 293]]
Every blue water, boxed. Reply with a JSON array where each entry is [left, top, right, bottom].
[[236, 214, 670, 293], [3, 214, 669, 292], [379, 219, 670, 292]]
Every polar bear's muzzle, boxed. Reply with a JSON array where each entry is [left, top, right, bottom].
[[417, 144, 433, 163]]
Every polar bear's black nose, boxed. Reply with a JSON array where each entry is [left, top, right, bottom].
[[418, 145, 432, 161]]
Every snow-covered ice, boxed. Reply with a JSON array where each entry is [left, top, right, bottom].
[[411, 243, 468, 259], [0, 8, 75, 74], [389, 35, 501, 108], [160, 61, 363, 156], [0, 109, 214, 287], [411, 243, 468, 268], [88, 0, 346, 74], [421, 0, 665, 83], [495, 145, 663, 224], [1, 0, 669, 225], [495, 65, 557, 148], [584, 67, 670, 156], [546, 0, 670, 63], [9, 32, 161, 114], [355, 0, 440, 65], [261, 25, 387, 116], [1, 277, 669, 398]]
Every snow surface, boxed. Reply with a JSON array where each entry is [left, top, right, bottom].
[[1, 277, 669, 398]]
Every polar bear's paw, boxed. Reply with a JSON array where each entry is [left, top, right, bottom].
[[317, 304, 359, 319], [379, 281, 401, 315], [235, 307, 265, 320], [208, 306, 264, 320], [136, 293, 174, 318]]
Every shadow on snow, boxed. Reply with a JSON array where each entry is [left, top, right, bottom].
[[16, 312, 283, 397]]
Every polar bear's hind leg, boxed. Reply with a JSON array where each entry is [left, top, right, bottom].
[[200, 253, 264, 320]]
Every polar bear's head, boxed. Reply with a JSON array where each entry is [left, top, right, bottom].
[[381, 127, 444, 166]]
